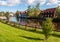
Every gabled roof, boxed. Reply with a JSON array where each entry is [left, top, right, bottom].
[[41, 8, 57, 14], [43, 8, 56, 12], [20, 11, 27, 14]]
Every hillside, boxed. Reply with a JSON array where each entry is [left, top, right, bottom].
[[0, 22, 60, 42]]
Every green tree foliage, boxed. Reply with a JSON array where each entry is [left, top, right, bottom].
[[27, 3, 41, 17], [27, 6, 32, 16], [15, 11, 19, 21], [42, 18, 55, 42], [34, 3, 41, 17], [56, 6, 60, 17], [4, 12, 9, 21]]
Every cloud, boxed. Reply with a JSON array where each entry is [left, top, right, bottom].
[[46, 3, 51, 6], [26, 0, 46, 5], [58, 0, 60, 6], [38, 0, 46, 5], [0, 0, 60, 6], [0, 0, 20, 6], [7, 0, 20, 6], [0, 1, 7, 6], [58, 4, 60, 6], [7, 0, 20, 4], [27, 0, 35, 5], [46, 0, 60, 6], [0, 0, 46, 6], [49, 0, 58, 4]]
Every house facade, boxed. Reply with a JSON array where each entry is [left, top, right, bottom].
[[0, 16, 7, 20], [0, 12, 4, 16], [9, 12, 14, 17], [40, 8, 57, 18], [0, 12, 7, 20], [39, 8, 60, 31], [9, 12, 17, 22], [19, 11, 27, 18]]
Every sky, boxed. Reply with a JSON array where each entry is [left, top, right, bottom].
[[0, 0, 60, 12]]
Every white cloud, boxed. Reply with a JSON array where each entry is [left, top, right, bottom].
[[58, 4, 60, 6], [49, 0, 58, 4], [7, 0, 20, 6], [0, 1, 7, 6], [27, 0, 35, 5], [27, 0, 46, 5], [46, 3, 51, 5], [0, 0, 20, 6], [0, 0, 60, 6], [58, 0, 60, 6], [7, 0, 20, 4], [45, 0, 60, 6], [38, 0, 46, 5], [0, 0, 46, 6]]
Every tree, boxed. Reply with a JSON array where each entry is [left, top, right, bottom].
[[42, 18, 55, 42], [27, 6, 33, 17], [4, 12, 9, 21], [27, 3, 41, 17], [15, 11, 19, 21], [27, 3, 41, 30], [56, 6, 60, 17], [27, 6, 31, 16], [34, 3, 41, 17]]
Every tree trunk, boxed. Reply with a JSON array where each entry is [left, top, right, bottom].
[[35, 27, 36, 31], [44, 36, 48, 42]]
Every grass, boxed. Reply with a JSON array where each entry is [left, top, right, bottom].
[[0, 22, 60, 42]]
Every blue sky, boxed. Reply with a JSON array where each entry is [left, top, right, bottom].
[[0, 0, 60, 12]]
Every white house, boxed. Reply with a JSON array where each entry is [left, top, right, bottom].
[[9, 12, 14, 17], [0, 16, 7, 20]]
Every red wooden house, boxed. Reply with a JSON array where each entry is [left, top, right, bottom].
[[40, 8, 57, 18]]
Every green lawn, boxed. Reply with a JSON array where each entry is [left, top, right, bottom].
[[0, 22, 60, 42]]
